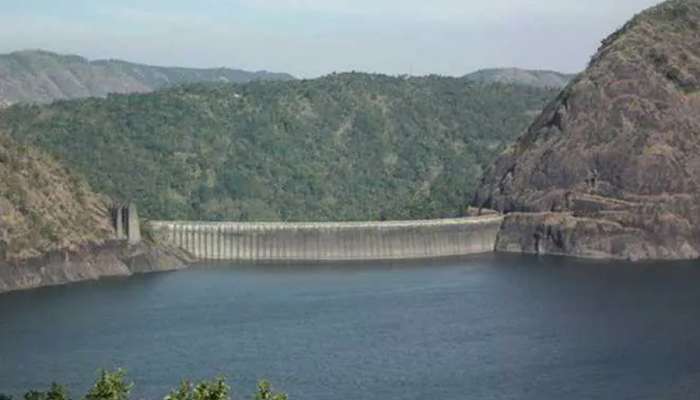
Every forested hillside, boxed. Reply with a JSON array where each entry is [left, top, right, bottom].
[[0, 73, 558, 222]]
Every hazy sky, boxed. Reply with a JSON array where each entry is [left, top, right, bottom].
[[0, 0, 663, 78]]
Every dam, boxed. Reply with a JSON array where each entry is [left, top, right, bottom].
[[148, 215, 503, 262]]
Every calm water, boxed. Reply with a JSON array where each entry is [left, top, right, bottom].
[[1, 254, 700, 399]]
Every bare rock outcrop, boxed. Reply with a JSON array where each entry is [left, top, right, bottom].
[[475, 0, 700, 261], [0, 133, 186, 294]]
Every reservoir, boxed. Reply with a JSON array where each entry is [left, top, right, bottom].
[[1, 254, 699, 399]]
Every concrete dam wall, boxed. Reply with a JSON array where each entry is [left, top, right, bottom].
[[148, 216, 503, 262]]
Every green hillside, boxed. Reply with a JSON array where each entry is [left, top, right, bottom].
[[0, 73, 558, 222]]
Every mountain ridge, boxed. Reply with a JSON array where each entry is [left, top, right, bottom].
[[0, 49, 294, 105], [464, 68, 576, 88]]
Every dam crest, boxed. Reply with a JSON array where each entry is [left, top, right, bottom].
[[148, 215, 503, 262]]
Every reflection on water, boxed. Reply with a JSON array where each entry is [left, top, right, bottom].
[[0, 254, 699, 400]]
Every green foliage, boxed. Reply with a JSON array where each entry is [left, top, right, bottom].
[[23, 385, 69, 400], [192, 378, 230, 400], [84, 370, 133, 400], [253, 380, 287, 400], [45, 385, 70, 400], [23, 391, 43, 400], [9, 373, 287, 400], [165, 378, 230, 400], [0, 73, 558, 222], [164, 381, 195, 400]]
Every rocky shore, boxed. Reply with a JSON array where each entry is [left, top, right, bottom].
[[0, 241, 189, 294]]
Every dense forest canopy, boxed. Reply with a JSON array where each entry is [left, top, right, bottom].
[[0, 73, 558, 222]]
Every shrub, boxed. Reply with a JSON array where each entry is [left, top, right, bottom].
[[164, 381, 194, 400], [20, 383, 70, 400], [253, 380, 287, 400], [46, 384, 70, 400], [165, 378, 230, 400], [13, 372, 286, 400], [84, 370, 133, 400]]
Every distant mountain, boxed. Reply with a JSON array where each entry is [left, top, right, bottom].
[[0, 50, 294, 105], [0, 73, 559, 222], [465, 68, 576, 89]]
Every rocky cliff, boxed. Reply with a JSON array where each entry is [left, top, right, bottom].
[[475, 0, 700, 261], [0, 134, 185, 293]]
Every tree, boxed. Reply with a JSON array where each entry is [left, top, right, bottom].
[[164, 378, 230, 400], [253, 380, 287, 400], [164, 381, 194, 400], [84, 370, 133, 400], [22, 384, 70, 400], [192, 378, 229, 400], [11, 373, 286, 400], [46, 384, 70, 400], [23, 391, 43, 400]]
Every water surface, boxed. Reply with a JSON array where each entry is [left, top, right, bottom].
[[1, 254, 699, 399]]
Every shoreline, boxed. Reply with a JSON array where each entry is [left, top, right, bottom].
[[0, 240, 188, 295]]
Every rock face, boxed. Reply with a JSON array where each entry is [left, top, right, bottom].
[[0, 134, 113, 261], [474, 0, 700, 261], [0, 133, 186, 293], [0, 241, 187, 294]]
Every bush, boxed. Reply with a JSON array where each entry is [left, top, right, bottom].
[[253, 380, 287, 400], [84, 370, 132, 400], [46, 384, 71, 400], [21, 384, 70, 400], [165, 378, 230, 400], [14, 370, 286, 400], [18, 383, 70, 400]]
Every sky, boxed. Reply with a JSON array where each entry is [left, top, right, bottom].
[[0, 0, 664, 78]]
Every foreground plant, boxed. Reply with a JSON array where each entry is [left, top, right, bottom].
[[164, 377, 230, 400], [7, 370, 287, 400], [23, 384, 70, 400], [253, 380, 287, 400], [84, 370, 133, 400]]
